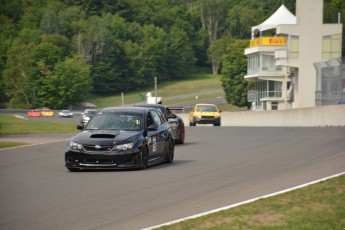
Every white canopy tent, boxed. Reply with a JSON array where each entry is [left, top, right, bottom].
[[251, 4, 296, 38]]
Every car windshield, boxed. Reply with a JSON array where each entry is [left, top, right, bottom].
[[196, 105, 217, 112], [85, 112, 143, 131]]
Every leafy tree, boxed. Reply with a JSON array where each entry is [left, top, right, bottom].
[[227, 5, 262, 39], [32, 42, 63, 72], [221, 39, 252, 108], [35, 55, 92, 109], [207, 36, 226, 75], [166, 26, 195, 79], [3, 42, 35, 108], [91, 42, 128, 95]]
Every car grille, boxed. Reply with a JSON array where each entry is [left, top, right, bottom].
[[83, 159, 114, 164], [201, 116, 215, 119], [83, 144, 114, 152]]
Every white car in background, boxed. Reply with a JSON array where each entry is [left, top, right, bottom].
[[80, 109, 97, 124], [58, 110, 74, 118]]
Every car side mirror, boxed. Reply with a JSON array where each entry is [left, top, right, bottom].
[[168, 114, 177, 119], [148, 124, 158, 131], [77, 123, 84, 130]]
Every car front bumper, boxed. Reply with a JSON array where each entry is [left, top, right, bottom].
[[193, 116, 221, 125], [65, 148, 143, 169]]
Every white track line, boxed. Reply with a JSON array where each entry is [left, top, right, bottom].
[[142, 172, 345, 230]]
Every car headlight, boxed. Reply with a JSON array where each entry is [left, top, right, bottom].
[[70, 141, 83, 151], [113, 143, 134, 151]]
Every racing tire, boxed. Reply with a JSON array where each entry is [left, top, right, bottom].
[[165, 138, 174, 164], [175, 124, 185, 144], [190, 121, 196, 126], [139, 147, 149, 169], [214, 123, 221, 126]]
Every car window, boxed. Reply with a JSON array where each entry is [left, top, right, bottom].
[[86, 112, 142, 131], [149, 110, 163, 126], [196, 105, 217, 112], [146, 113, 154, 127]]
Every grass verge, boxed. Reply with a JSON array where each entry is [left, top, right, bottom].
[[0, 142, 30, 149], [0, 115, 77, 134], [157, 174, 345, 230], [91, 72, 224, 108], [0, 114, 77, 148]]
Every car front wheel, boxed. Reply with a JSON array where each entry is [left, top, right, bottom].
[[139, 147, 149, 169], [176, 124, 185, 144], [165, 138, 174, 163]]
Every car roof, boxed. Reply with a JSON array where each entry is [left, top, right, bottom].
[[99, 106, 152, 114], [195, 103, 218, 106], [133, 104, 166, 109]]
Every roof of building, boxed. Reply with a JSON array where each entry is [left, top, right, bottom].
[[252, 4, 296, 36]]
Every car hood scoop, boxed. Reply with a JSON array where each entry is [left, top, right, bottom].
[[90, 133, 115, 139], [73, 130, 142, 145]]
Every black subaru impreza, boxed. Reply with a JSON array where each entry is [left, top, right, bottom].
[[65, 107, 175, 171]]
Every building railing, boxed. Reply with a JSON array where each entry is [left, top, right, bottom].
[[247, 66, 283, 75], [260, 91, 283, 99], [315, 91, 344, 106]]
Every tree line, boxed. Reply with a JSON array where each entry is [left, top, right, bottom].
[[0, 0, 343, 109]]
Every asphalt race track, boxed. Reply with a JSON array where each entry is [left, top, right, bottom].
[[1, 127, 345, 230]]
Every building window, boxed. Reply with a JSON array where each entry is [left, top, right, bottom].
[[290, 35, 299, 59], [247, 54, 259, 74], [271, 102, 278, 110], [322, 34, 341, 59], [248, 54, 282, 75], [261, 55, 275, 71], [254, 80, 283, 110]]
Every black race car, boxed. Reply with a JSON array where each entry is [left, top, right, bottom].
[[134, 104, 185, 144], [65, 107, 175, 171]]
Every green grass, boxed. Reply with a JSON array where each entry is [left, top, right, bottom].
[[0, 115, 77, 134], [90, 72, 247, 111], [158, 174, 345, 230], [0, 141, 30, 148], [0, 114, 78, 148], [91, 72, 226, 108]]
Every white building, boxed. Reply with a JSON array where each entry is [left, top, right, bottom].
[[244, 0, 343, 110]]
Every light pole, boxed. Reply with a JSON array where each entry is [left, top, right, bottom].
[[154, 77, 157, 104]]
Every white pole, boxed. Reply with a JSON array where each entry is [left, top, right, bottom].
[[121, 92, 124, 106]]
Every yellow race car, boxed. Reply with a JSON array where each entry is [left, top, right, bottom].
[[40, 108, 55, 117], [189, 103, 221, 126]]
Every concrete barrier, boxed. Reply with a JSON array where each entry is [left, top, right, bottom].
[[178, 105, 345, 127]]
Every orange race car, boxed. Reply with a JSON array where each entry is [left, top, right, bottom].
[[27, 110, 41, 117]]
